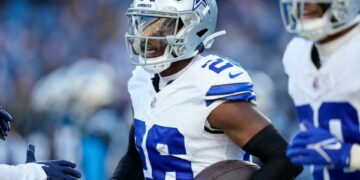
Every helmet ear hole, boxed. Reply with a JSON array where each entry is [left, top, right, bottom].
[[197, 29, 208, 37]]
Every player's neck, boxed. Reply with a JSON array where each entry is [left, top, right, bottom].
[[318, 24, 359, 44], [315, 24, 359, 61], [160, 58, 193, 77]]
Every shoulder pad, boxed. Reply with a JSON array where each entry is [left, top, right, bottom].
[[282, 37, 312, 76], [193, 55, 256, 106]]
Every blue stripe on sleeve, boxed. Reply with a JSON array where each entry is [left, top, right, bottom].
[[205, 92, 256, 106], [206, 83, 253, 97]]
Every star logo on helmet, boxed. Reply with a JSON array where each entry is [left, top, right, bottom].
[[193, 0, 208, 10]]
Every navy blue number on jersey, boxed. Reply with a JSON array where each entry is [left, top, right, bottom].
[[134, 119, 193, 180], [201, 58, 243, 79], [296, 102, 360, 143], [297, 102, 360, 179], [202, 58, 255, 106]]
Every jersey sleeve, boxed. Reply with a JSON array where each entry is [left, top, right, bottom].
[[0, 163, 47, 180], [205, 81, 255, 106], [197, 55, 256, 107]]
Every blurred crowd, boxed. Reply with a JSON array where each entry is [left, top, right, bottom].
[[0, 0, 308, 179]]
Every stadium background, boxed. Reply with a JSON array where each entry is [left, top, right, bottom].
[[0, 0, 311, 179]]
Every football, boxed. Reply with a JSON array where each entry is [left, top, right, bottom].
[[195, 160, 260, 180]]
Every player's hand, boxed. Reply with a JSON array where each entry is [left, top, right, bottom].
[[0, 107, 13, 140], [287, 122, 352, 168], [26, 144, 82, 179]]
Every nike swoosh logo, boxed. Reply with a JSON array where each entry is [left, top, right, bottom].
[[323, 142, 341, 150], [307, 138, 342, 151], [321, 139, 342, 150], [229, 72, 243, 79], [306, 138, 341, 163]]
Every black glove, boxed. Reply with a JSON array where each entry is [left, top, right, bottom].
[[0, 107, 13, 140], [26, 144, 82, 180]]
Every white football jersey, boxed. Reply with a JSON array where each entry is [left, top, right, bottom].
[[128, 54, 256, 180], [0, 163, 47, 180], [283, 32, 360, 179]]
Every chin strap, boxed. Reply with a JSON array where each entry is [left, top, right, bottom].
[[173, 30, 227, 62], [203, 30, 227, 49]]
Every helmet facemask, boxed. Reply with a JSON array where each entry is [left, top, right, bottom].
[[125, 9, 200, 73], [280, 0, 360, 41]]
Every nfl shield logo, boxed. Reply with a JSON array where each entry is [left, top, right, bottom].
[[150, 97, 157, 109], [313, 77, 319, 89]]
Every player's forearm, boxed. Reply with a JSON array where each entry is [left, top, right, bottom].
[[0, 163, 47, 180], [243, 125, 303, 180], [350, 144, 360, 169]]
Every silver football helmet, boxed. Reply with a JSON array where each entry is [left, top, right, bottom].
[[125, 0, 225, 74], [280, 0, 360, 41]]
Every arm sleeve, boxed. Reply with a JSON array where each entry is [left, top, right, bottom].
[[110, 124, 144, 180], [243, 125, 303, 180], [0, 163, 47, 180]]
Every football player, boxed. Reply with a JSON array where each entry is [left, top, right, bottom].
[[280, 0, 360, 179], [0, 107, 82, 180], [111, 0, 302, 179]]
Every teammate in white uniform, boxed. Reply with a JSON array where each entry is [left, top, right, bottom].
[[0, 108, 81, 180], [280, 0, 360, 179], [110, 0, 302, 180]]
